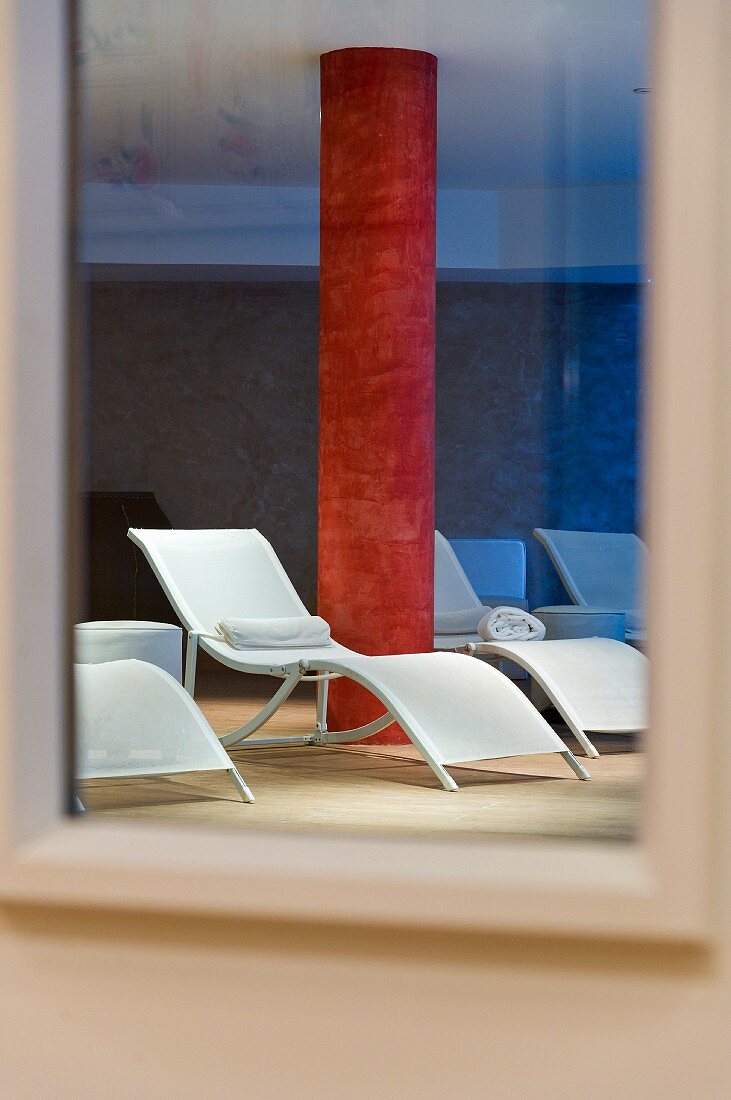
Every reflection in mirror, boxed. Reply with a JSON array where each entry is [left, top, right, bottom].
[[73, 0, 649, 842]]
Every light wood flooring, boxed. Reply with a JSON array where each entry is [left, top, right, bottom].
[[79, 669, 644, 842]]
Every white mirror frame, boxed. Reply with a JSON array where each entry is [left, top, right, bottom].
[[0, 0, 725, 940]]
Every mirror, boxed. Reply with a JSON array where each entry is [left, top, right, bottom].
[[72, 0, 649, 843]]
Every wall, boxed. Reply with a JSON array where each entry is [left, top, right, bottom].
[[88, 280, 320, 607], [435, 282, 642, 605], [5, 6, 731, 1096], [0, 904, 729, 1098], [80, 180, 641, 275], [88, 278, 640, 610]]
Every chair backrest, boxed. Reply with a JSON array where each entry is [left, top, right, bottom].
[[127, 529, 309, 634], [448, 538, 526, 603], [533, 528, 647, 611], [434, 531, 483, 613]]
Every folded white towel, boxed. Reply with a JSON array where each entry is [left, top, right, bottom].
[[217, 616, 332, 650], [478, 607, 546, 643], [434, 606, 491, 635]]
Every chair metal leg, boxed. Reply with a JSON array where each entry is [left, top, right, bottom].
[[310, 663, 463, 791], [220, 670, 303, 747], [318, 711, 395, 744], [562, 716, 600, 759], [427, 759, 459, 792], [321, 713, 459, 791], [316, 677, 329, 732], [561, 750, 591, 780], [228, 766, 255, 803], [466, 644, 602, 758], [184, 631, 199, 696]]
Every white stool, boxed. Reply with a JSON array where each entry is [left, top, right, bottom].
[[74, 621, 183, 683]]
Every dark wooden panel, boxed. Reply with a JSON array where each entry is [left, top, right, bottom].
[[86, 491, 178, 624]]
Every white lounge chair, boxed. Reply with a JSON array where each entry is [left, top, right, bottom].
[[533, 528, 648, 646], [434, 529, 647, 758], [462, 637, 648, 759], [75, 658, 254, 810], [127, 528, 590, 791]]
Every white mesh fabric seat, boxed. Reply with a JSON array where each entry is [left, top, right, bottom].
[[464, 638, 648, 758], [75, 659, 253, 805], [433, 530, 490, 649], [128, 528, 590, 791], [434, 531, 485, 615]]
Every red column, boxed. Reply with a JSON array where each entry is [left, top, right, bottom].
[[318, 47, 437, 743]]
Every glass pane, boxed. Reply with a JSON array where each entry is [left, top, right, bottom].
[[72, 0, 649, 842]]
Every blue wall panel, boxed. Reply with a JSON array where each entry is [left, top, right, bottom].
[[435, 283, 642, 608]]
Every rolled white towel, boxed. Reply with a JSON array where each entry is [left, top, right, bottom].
[[478, 606, 546, 643], [434, 606, 492, 635], [217, 615, 332, 650]]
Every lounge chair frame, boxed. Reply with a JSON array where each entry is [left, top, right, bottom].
[[185, 631, 460, 791], [130, 529, 589, 791], [184, 631, 589, 791]]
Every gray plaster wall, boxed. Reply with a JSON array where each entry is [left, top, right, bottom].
[[88, 280, 641, 611]]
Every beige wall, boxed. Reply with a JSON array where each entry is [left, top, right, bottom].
[[0, 2, 729, 1095], [0, 896, 729, 1098]]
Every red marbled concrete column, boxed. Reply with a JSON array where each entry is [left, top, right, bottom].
[[318, 47, 437, 743]]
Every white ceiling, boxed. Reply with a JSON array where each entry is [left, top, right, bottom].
[[79, 0, 650, 189]]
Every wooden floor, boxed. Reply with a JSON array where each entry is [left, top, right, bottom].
[[80, 669, 644, 842]]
